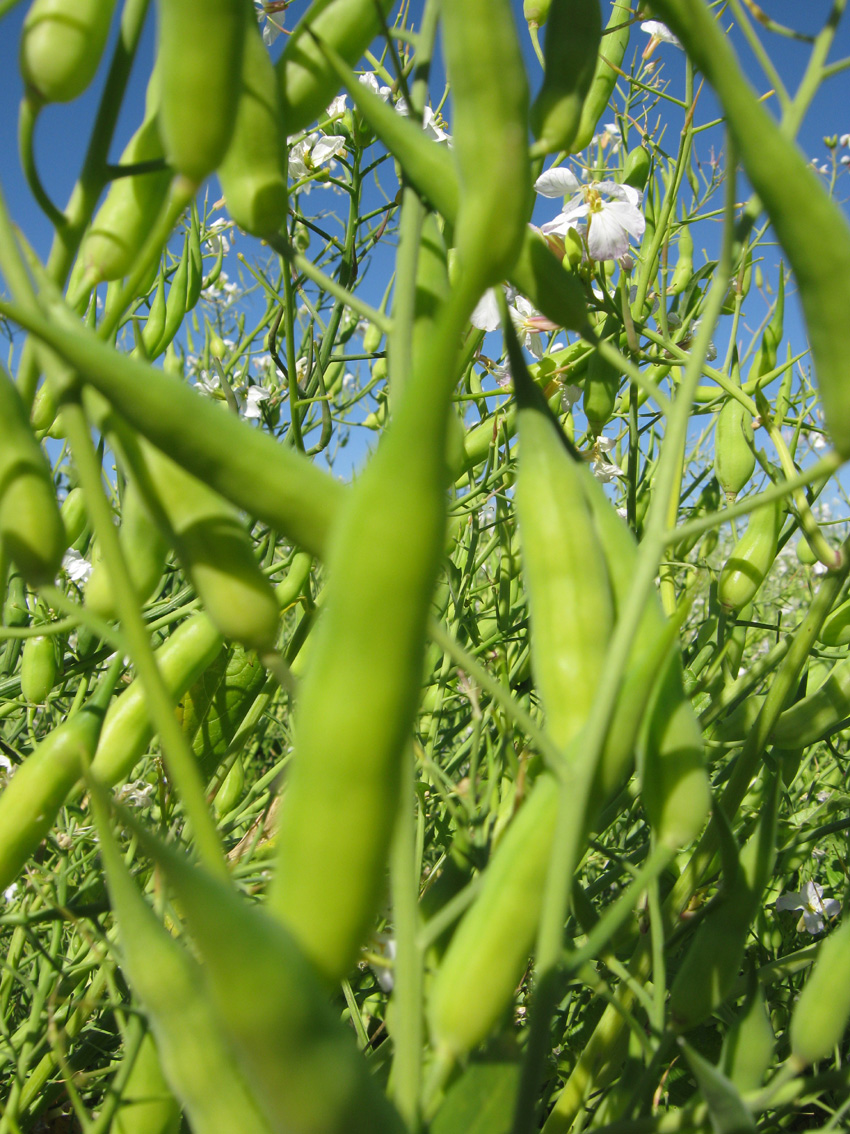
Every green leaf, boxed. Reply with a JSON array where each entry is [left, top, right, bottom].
[[680, 1038, 756, 1134]]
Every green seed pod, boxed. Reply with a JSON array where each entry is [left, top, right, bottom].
[[91, 793, 274, 1134], [524, 0, 552, 25], [140, 263, 168, 358], [622, 145, 651, 190], [92, 613, 223, 787], [20, 0, 117, 104], [85, 479, 169, 619], [213, 755, 244, 816], [530, 0, 602, 157], [569, 0, 631, 154], [746, 269, 784, 386], [718, 498, 784, 612], [639, 652, 710, 850], [218, 3, 288, 237], [669, 774, 779, 1031], [797, 535, 818, 566], [714, 397, 755, 502], [59, 487, 88, 547], [156, 0, 245, 185], [0, 367, 66, 586], [109, 1032, 181, 1134], [131, 438, 280, 653], [80, 69, 172, 283], [128, 816, 407, 1134], [277, 0, 395, 135], [668, 221, 694, 295], [20, 635, 58, 704], [790, 913, 850, 1067], [363, 321, 383, 356], [584, 316, 621, 434], [771, 655, 850, 749], [441, 0, 531, 290], [0, 676, 112, 894], [722, 972, 775, 1093], [819, 596, 850, 647], [2, 571, 29, 677]]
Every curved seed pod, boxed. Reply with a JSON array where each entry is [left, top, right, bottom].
[[155, 0, 245, 185], [213, 755, 245, 816], [639, 652, 710, 850], [20, 635, 58, 704], [668, 774, 779, 1031], [2, 571, 29, 677], [718, 498, 784, 613], [151, 234, 192, 360], [127, 816, 407, 1134], [80, 70, 172, 284], [622, 145, 651, 191], [441, 0, 531, 290], [218, 4, 287, 237], [797, 535, 818, 566], [85, 479, 169, 619], [130, 438, 280, 653], [20, 0, 116, 104], [185, 205, 204, 311], [109, 1032, 181, 1134], [584, 316, 621, 434], [668, 220, 693, 295], [91, 793, 274, 1134], [819, 596, 850, 647], [569, 0, 631, 154], [524, 0, 553, 25], [530, 0, 602, 157], [0, 676, 112, 894], [0, 367, 66, 586], [722, 971, 775, 1093], [771, 655, 850, 749], [140, 263, 168, 359], [714, 397, 755, 502], [790, 914, 850, 1068], [746, 268, 784, 386], [59, 487, 88, 547], [270, 282, 474, 982], [645, 0, 850, 456], [277, 0, 395, 136], [91, 614, 223, 786]]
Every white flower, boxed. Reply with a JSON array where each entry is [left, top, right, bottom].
[[394, 100, 450, 143], [254, 0, 284, 44], [289, 134, 347, 186], [590, 436, 624, 482], [195, 370, 220, 396], [509, 294, 558, 359], [841, 155, 850, 168], [777, 881, 841, 934], [4, 883, 18, 902], [479, 503, 497, 526], [641, 20, 683, 55], [536, 168, 645, 263], [561, 383, 582, 410], [470, 288, 501, 332], [204, 218, 232, 255], [241, 385, 271, 420], [62, 549, 93, 584], [325, 94, 347, 121], [493, 364, 512, 389], [840, 133, 850, 147], [116, 780, 156, 807], [369, 935, 396, 993], [590, 123, 621, 152], [359, 72, 393, 101]]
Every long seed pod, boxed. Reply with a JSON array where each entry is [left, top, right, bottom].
[[771, 655, 850, 749], [20, 0, 117, 104], [85, 479, 169, 619], [714, 396, 755, 503], [568, 0, 631, 154], [790, 913, 850, 1068], [109, 1032, 181, 1134], [440, 0, 531, 291], [645, 0, 850, 457], [124, 813, 406, 1134], [531, 0, 602, 156], [718, 498, 784, 612], [127, 438, 280, 654], [0, 366, 66, 586], [90, 790, 274, 1134], [155, 0, 245, 185], [218, 3, 288, 237], [668, 774, 779, 1031], [20, 635, 57, 704], [277, 0, 396, 136], [80, 69, 172, 284]]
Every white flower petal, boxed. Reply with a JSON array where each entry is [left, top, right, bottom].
[[535, 168, 582, 197], [470, 289, 501, 332]]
